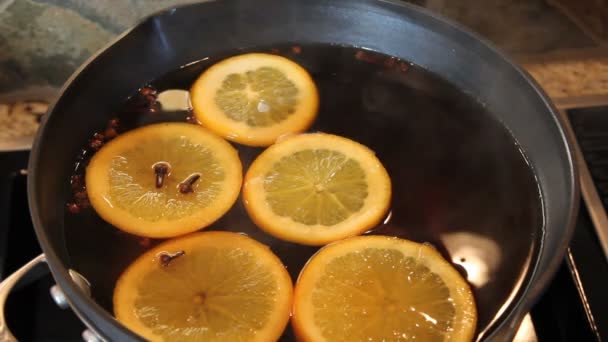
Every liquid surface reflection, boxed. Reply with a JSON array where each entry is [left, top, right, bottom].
[[442, 232, 502, 288]]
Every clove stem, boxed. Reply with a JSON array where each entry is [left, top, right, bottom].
[[179, 174, 201, 194]]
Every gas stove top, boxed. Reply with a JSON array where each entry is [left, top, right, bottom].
[[1, 106, 607, 341]]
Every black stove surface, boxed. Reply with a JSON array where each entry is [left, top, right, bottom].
[[1, 117, 607, 341], [0, 152, 84, 341]]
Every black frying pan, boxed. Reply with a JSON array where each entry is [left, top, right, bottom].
[[0, 0, 578, 341]]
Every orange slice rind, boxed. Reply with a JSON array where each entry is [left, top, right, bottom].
[[191, 53, 319, 146], [293, 235, 477, 341], [86, 123, 242, 238], [113, 231, 293, 341], [243, 133, 391, 245]]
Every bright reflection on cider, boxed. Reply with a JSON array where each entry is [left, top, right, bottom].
[[441, 232, 501, 288]]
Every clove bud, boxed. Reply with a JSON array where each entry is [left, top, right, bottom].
[[159, 250, 185, 267]]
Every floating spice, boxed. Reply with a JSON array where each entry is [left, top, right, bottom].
[[104, 127, 117, 139], [66, 84, 193, 216], [384, 56, 397, 68], [179, 174, 201, 194], [67, 174, 90, 213], [89, 133, 105, 151], [153, 162, 171, 188], [159, 250, 185, 267], [138, 237, 152, 248], [355, 50, 385, 65], [355, 50, 411, 75], [399, 62, 410, 73], [66, 202, 80, 214]]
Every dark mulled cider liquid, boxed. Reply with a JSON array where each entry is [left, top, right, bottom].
[[64, 44, 543, 340]]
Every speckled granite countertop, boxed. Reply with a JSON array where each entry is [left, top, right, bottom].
[[0, 0, 198, 99], [0, 0, 599, 99], [0, 0, 606, 146], [524, 58, 608, 99]]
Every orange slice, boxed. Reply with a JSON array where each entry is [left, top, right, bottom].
[[113, 231, 293, 341], [190, 53, 319, 146], [293, 235, 477, 341], [243, 133, 391, 245], [86, 123, 242, 238]]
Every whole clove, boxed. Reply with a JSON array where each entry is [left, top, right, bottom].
[[89, 133, 105, 151], [70, 175, 84, 191], [384, 57, 397, 69], [109, 118, 120, 128], [355, 50, 385, 65], [140, 86, 157, 97], [138, 237, 151, 248], [121, 86, 159, 116], [179, 174, 201, 194], [153, 162, 171, 188], [159, 250, 185, 267], [106, 127, 118, 139], [74, 190, 88, 203], [89, 139, 103, 151], [66, 202, 80, 214]]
